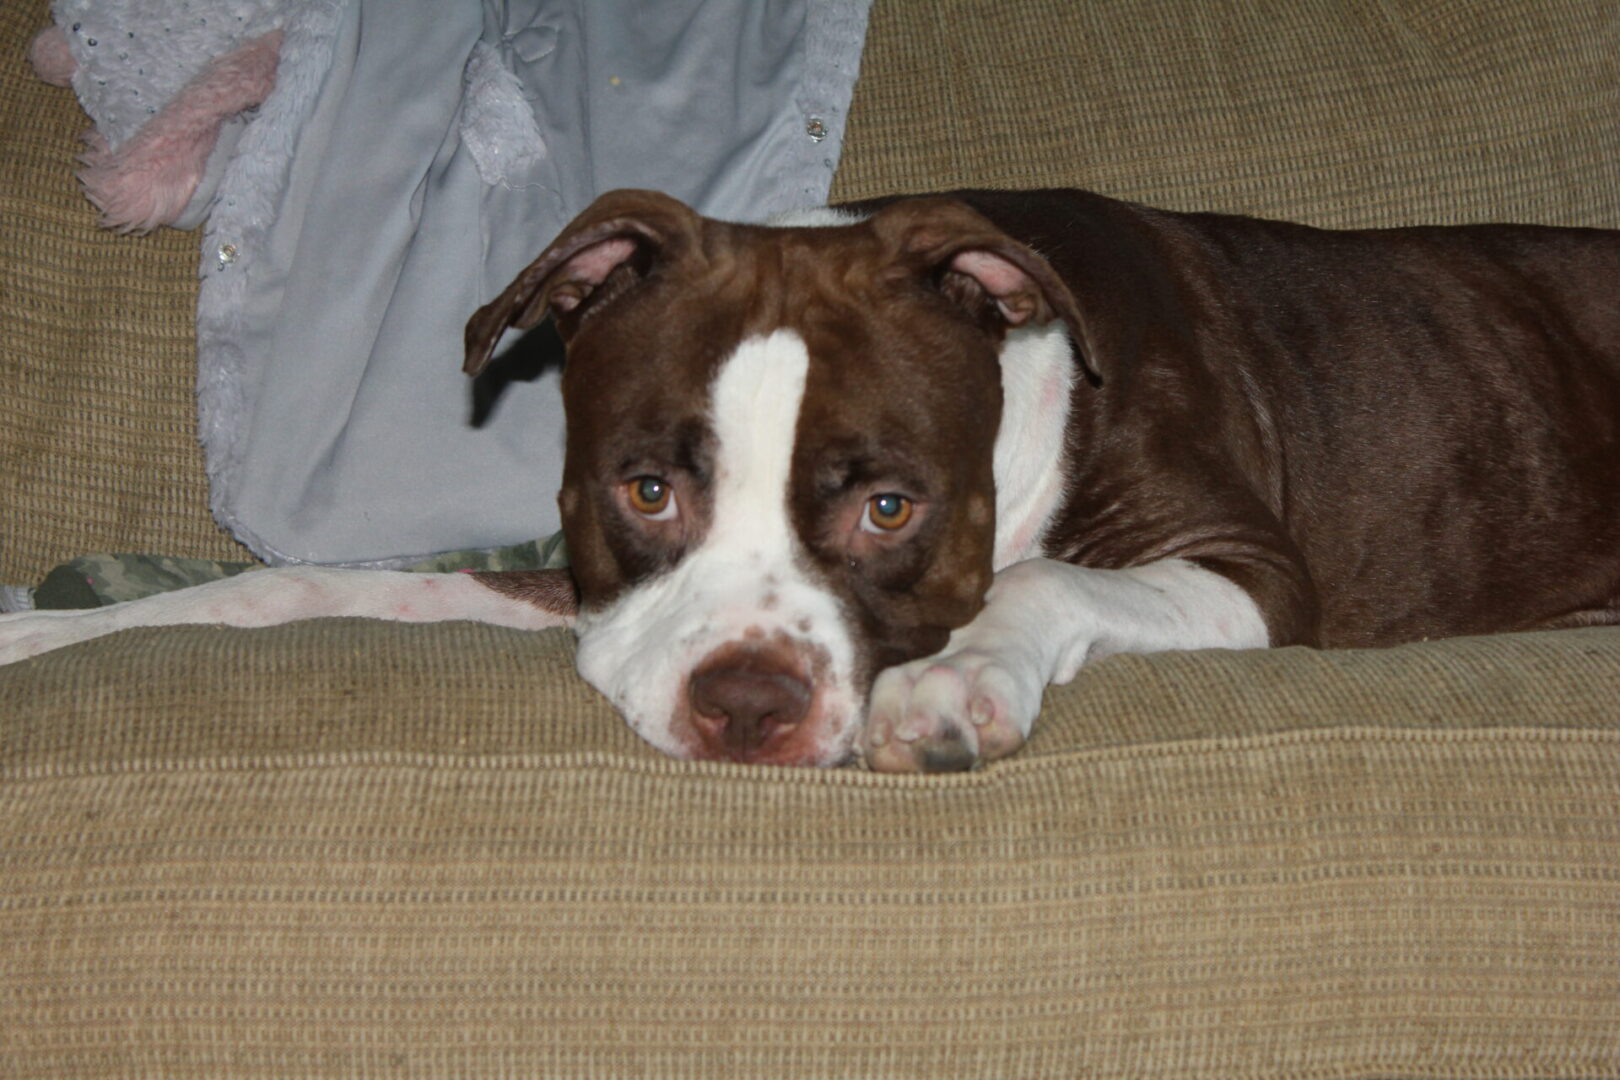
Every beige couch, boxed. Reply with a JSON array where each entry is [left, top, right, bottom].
[[3, 1, 1617, 1075]]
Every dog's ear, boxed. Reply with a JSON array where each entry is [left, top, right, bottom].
[[870, 197, 1102, 383], [464, 189, 700, 375]]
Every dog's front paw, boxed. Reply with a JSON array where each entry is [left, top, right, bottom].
[[863, 648, 1044, 773]]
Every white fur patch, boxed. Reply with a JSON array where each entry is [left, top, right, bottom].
[[1020, 557, 1271, 683], [864, 556, 1270, 771], [946, 556, 1270, 703], [571, 330, 863, 763], [762, 204, 869, 228], [991, 322, 1075, 568], [0, 567, 569, 664]]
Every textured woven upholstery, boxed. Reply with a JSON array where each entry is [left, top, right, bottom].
[[3, 0, 1617, 1075], [0, 3, 248, 580], [832, 0, 1620, 229], [4, 622, 1618, 1075]]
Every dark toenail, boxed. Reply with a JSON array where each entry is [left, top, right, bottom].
[[919, 728, 979, 773]]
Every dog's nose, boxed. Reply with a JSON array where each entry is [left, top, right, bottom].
[[688, 664, 812, 756]]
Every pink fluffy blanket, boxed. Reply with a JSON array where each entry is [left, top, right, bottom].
[[30, 7, 285, 233]]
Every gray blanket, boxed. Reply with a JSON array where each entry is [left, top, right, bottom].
[[60, 0, 871, 566]]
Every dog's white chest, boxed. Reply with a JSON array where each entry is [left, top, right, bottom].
[[991, 322, 1075, 568]]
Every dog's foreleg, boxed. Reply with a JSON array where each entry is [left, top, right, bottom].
[[0, 567, 574, 665], [863, 557, 1268, 772]]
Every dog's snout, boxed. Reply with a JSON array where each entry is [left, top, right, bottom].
[[689, 664, 812, 755]]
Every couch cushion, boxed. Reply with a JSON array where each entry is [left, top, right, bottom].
[[4, 622, 1617, 768], [832, 0, 1620, 229], [3, 624, 1617, 1075]]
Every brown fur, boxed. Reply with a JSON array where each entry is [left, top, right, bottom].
[[887, 190, 1620, 647], [467, 187, 1620, 665]]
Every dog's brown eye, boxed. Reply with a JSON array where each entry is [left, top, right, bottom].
[[862, 493, 913, 533], [627, 476, 676, 520]]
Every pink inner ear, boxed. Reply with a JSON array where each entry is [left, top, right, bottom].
[[949, 250, 1037, 324], [551, 237, 638, 311]]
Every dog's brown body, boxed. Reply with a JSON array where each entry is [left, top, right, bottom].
[[841, 190, 1620, 649]]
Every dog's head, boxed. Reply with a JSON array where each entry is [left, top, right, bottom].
[[465, 190, 1085, 766]]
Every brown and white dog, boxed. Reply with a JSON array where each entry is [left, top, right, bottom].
[[4, 188, 1618, 771]]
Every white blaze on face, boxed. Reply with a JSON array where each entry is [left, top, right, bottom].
[[572, 329, 863, 764]]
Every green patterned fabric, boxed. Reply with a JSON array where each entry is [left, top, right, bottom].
[[28, 533, 570, 610]]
